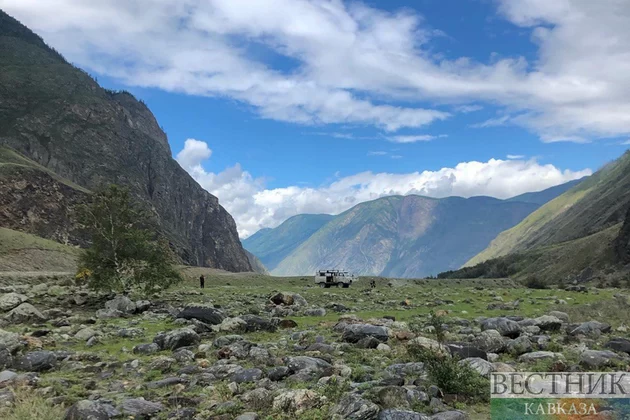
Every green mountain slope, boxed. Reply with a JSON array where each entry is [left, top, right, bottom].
[[243, 214, 334, 271], [468, 151, 630, 266], [0, 227, 80, 272], [271, 195, 541, 277], [507, 178, 583, 205], [0, 10, 251, 271]]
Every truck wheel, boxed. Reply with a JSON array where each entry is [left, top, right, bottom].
[[319, 283, 326, 288], [343, 284, 350, 288], [336, 283, 342, 288]]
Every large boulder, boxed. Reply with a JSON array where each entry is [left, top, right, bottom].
[[104, 295, 136, 314], [472, 330, 505, 353], [519, 316, 563, 332], [568, 321, 611, 337], [120, 398, 164, 418], [459, 357, 494, 377], [330, 393, 380, 420], [176, 306, 225, 325], [0, 293, 28, 312], [286, 356, 333, 378], [341, 324, 390, 343], [580, 350, 626, 369], [272, 390, 324, 415], [153, 328, 200, 350], [240, 315, 277, 332], [377, 409, 429, 420], [270, 292, 308, 307], [518, 351, 564, 363], [0, 329, 23, 353], [408, 336, 449, 355], [5, 303, 45, 324], [481, 318, 521, 338], [14, 350, 57, 372], [447, 343, 487, 360]]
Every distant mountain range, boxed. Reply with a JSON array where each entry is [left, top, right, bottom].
[[449, 150, 630, 285], [244, 180, 581, 278]]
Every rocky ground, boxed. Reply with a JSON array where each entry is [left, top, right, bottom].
[[0, 270, 628, 419]]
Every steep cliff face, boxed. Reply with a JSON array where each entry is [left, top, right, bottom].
[[0, 11, 252, 272]]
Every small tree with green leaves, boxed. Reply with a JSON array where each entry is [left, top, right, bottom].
[[77, 184, 181, 293]]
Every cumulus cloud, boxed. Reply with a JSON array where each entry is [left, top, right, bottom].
[[4, 0, 630, 140], [176, 140, 591, 237]]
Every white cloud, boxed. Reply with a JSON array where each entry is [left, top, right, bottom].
[[471, 115, 512, 129], [175, 139, 212, 170], [367, 151, 388, 156], [507, 154, 525, 159], [4, 0, 630, 140], [176, 140, 591, 238], [622, 139, 630, 145], [387, 135, 439, 143]]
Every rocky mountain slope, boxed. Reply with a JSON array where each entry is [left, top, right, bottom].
[[245, 181, 579, 278], [467, 151, 630, 267], [0, 11, 251, 272], [443, 151, 630, 284], [243, 214, 334, 271]]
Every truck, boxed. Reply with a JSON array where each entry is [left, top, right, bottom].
[[314, 269, 357, 288]]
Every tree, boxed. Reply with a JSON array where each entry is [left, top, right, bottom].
[[77, 184, 181, 293]]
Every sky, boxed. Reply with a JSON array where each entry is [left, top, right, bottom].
[[3, 0, 629, 237]]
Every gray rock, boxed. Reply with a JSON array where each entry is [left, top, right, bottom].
[[5, 303, 45, 324], [330, 393, 380, 419], [95, 309, 124, 319], [135, 300, 151, 313], [481, 317, 521, 338], [431, 412, 469, 420], [519, 316, 563, 332], [548, 311, 569, 323], [0, 329, 22, 353], [286, 356, 333, 378], [213, 335, 244, 348], [65, 400, 118, 420], [75, 327, 98, 341], [569, 321, 611, 337], [0, 370, 17, 384], [177, 306, 225, 325], [144, 377, 187, 389], [153, 328, 200, 350], [341, 324, 390, 343], [236, 413, 259, 420], [447, 343, 487, 361], [133, 343, 159, 355], [267, 366, 290, 381], [472, 330, 505, 353], [305, 308, 326, 317], [378, 409, 429, 420], [518, 351, 564, 363], [241, 315, 277, 332], [459, 357, 494, 377], [121, 398, 163, 418], [231, 368, 264, 383], [0, 293, 28, 312], [14, 350, 57, 372], [104, 295, 136, 314], [506, 336, 533, 356], [384, 363, 425, 379], [605, 338, 630, 355], [580, 350, 626, 368]]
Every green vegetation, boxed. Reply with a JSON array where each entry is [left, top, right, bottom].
[[78, 185, 182, 293], [0, 387, 66, 420], [0, 227, 80, 272]]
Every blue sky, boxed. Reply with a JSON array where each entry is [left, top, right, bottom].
[[4, 0, 629, 236]]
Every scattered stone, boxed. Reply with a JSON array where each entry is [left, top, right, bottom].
[[580, 350, 626, 368], [231, 368, 264, 383], [305, 308, 326, 316], [14, 350, 57, 372], [377, 409, 429, 420], [176, 306, 225, 325], [604, 338, 630, 355], [341, 324, 390, 343], [272, 389, 324, 414], [481, 317, 521, 338], [95, 308, 124, 319], [121, 398, 164, 418], [459, 357, 493, 377], [133, 343, 159, 355], [65, 400, 119, 420], [5, 303, 46, 324], [472, 330, 505, 353], [447, 343, 487, 360], [104, 295, 136, 314], [153, 328, 200, 350], [0, 293, 28, 312], [518, 351, 565, 363], [0, 328, 23, 353], [75, 327, 98, 341], [569, 321, 611, 337]]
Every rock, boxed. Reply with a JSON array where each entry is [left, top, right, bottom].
[[377, 409, 429, 420], [356, 336, 381, 349], [241, 315, 277, 332], [520, 316, 563, 332], [153, 328, 200, 350], [213, 335, 244, 348], [117, 328, 144, 338], [548, 311, 569, 323], [267, 366, 290, 381], [605, 338, 630, 355], [431, 412, 469, 420], [286, 356, 333, 378], [377, 386, 410, 409], [14, 350, 57, 372], [0, 293, 28, 312], [104, 295, 136, 314], [176, 306, 225, 325], [385, 363, 425, 380], [133, 343, 159, 355], [408, 336, 449, 355], [279, 319, 298, 329], [231, 368, 264, 383], [305, 308, 326, 316], [569, 321, 611, 337], [272, 389, 324, 414], [214, 317, 247, 333], [75, 327, 98, 341], [492, 362, 516, 372], [330, 393, 380, 419], [95, 309, 124, 319], [472, 330, 505, 353], [459, 357, 493, 377], [145, 377, 187, 389], [377, 343, 392, 352], [135, 300, 151, 313], [518, 351, 565, 363], [149, 356, 176, 372], [121, 398, 164, 418], [580, 350, 626, 368], [341, 324, 389, 343], [5, 303, 45, 324], [481, 317, 521, 338], [65, 400, 118, 420], [0, 349, 13, 369], [447, 343, 487, 360], [506, 336, 533, 356], [236, 413, 259, 420], [0, 328, 23, 353], [0, 370, 17, 384]]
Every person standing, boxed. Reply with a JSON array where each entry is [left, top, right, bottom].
[[199, 274, 205, 289]]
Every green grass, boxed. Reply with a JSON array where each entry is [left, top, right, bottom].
[[0, 227, 80, 272], [0, 387, 67, 420]]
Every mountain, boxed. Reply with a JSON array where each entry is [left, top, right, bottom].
[[467, 151, 630, 267], [242, 214, 334, 271], [446, 151, 630, 284], [267, 195, 543, 278], [506, 178, 584, 205], [0, 11, 252, 271]]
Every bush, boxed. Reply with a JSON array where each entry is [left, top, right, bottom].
[[407, 347, 489, 403], [77, 184, 181, 293], [0, 387, 66, 420], [525, 276, 547, 289]]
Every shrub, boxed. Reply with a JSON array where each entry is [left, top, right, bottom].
[[0, 387, 66, 420], [407, 347, 489, 403], [525, 276, 547, 289]]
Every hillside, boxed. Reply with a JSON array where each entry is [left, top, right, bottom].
[[270, 195, 540, 277], [468, 151, 630, 266], [0, 11, 251, 271], [0, 227, 80, 272], [242, 214, 334, 270]]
